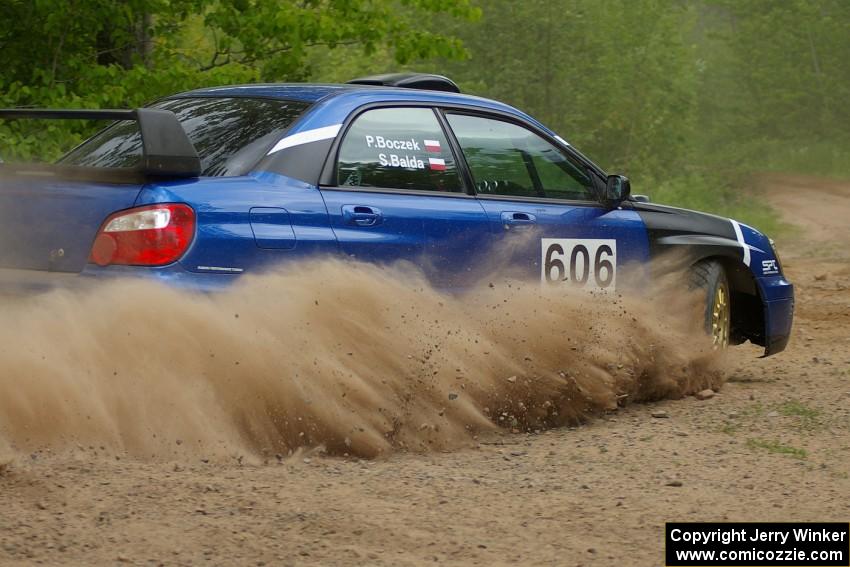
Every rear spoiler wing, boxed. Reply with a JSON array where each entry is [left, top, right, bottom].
[[0, 108, 201, 179]]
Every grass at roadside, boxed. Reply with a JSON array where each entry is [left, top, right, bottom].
[[746, 438, 808, 459], [719, 399, 825, 437], [778, 400, 821, 420], [751, 141, 850, 181], [644, 172, 783, 235], [642, 137, 850, 236]]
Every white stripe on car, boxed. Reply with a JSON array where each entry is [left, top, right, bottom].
[[267, 124, 343, 155], [730, 219, 751, 267]]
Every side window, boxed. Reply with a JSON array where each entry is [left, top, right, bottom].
[[337, 108, 461, 192], [445, 114, 595, 201]]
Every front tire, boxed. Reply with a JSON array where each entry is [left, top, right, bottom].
[[690, 260, 731, 349]]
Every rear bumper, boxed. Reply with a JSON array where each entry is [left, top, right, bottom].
[[0, 264, 238, 295], [756, 275, 795, 356]]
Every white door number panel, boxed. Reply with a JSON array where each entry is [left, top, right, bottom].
[[541, 238, 617, 290]]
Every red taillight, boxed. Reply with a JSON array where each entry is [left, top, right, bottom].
[[90, 204, 195, 267]]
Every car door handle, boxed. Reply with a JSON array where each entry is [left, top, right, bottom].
[[342, 205, 383, 227], [501, 211, 537, 229]]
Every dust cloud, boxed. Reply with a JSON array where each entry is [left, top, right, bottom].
[[0, 260, 723, 462]]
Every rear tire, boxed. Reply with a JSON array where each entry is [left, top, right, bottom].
[[690, 260, 731, 349]]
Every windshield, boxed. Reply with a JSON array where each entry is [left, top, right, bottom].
[[61, 97, 311, 176]]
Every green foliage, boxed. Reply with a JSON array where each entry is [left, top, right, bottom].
[[427, 0, 849, 230], [200, 0, 479, 79], [700, 1, 850, 151], [1, 0, 848, 230], [0, 0, 478, 159], [427, 0, 786, 228], [436, 0, 698, 181]]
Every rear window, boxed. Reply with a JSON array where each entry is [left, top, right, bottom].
[[61, 97, 311, 176]]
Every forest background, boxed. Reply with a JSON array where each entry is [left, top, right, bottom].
[[2, 0, 848, 230]]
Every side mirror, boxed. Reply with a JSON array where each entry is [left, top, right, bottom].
[[604, 174, 631, 207]]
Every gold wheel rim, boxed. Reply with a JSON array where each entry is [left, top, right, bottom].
[[711, 284, 730, 349]]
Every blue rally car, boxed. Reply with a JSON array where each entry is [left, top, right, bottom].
[[0, 73, 793, 355]]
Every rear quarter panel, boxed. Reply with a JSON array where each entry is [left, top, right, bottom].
[[134, 172, 338, 277]]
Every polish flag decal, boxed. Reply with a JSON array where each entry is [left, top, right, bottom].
[[424, 139, 441, 153], [428, 157, 447, 171]]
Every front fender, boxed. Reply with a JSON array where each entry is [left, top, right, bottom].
[[754, 274, 795, 356], [632, 202, 794, 356]]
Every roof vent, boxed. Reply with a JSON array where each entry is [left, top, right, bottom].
[[346, 73, 460, 94]]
